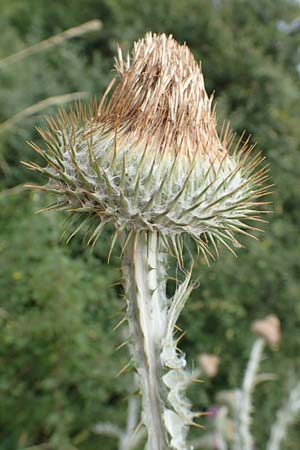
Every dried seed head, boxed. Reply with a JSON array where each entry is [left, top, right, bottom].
[[26, 32, 270, 260], [198, 353, 220, 378], [251, 315, 281, 347], [99, 33, 222, 160]]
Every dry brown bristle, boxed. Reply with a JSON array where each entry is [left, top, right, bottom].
[[97, 32, 224, 159]]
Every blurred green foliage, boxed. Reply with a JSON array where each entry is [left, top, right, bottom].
[[1, 0, 300, 449]]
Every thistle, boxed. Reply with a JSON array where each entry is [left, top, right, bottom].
[[25, 33, 270, 450]]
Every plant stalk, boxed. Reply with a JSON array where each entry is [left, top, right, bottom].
[[234, 337, 265, 450], [122, 230, 169, 450]]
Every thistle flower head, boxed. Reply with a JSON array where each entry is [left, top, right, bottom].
[[101, 33, 222, 159], [251, 315, 281, 347], [198, 353, 220, 378], [26, 32, 270, 260]]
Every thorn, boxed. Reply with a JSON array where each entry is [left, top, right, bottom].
[[130, 419, 144, 441], [193, 411, 212, 418], [113, 316, 127, 331], [190, 420, 205, 429], [108, 229, 118, 263], [176, 331, 186, 345], [191, 378, 205, 383], [116, 361, 132, 377], [115, 340, 128, 352]]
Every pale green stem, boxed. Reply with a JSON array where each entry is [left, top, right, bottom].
[[266, 382, 300, 450], [122, 230, 169, 450], [234, 338, 265, 450]]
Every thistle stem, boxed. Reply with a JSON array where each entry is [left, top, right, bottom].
[[266, 382, 300, 450], [234, 338, 265, 450], [122, 230, 169, 450]]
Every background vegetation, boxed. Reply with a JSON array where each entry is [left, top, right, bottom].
[[1, 0, 300, 449]]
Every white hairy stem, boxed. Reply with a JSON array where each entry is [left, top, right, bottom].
[[119, 374, 146, 450], [234, 338, 265, 450], [122, 231, 169, 450], [215, 406, 229, 450], [266, 382, 300, 450], [120, 394, 139, 450], [122, 230, 197, 450], [92, 373, 146, 450]]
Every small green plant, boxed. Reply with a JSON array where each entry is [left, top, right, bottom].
[[25, 33, 270, 450]]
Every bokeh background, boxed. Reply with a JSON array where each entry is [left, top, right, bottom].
[[1, 1, 300, 449]]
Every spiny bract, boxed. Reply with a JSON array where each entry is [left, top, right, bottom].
[[26, 32, 270, 260]]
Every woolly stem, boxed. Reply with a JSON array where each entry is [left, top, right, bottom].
[[215, 406, 229, 450], [234, 338, 265, 450], [266, 382, 300, 450], [122, 230, 169, 450], [119, 374, 146, 450]]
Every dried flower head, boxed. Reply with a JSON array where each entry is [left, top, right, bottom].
[[251, 315, 281, 347], [198, 353, 220, 378], [25, 32, 270, 260], [101, 33, 221, 160]]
